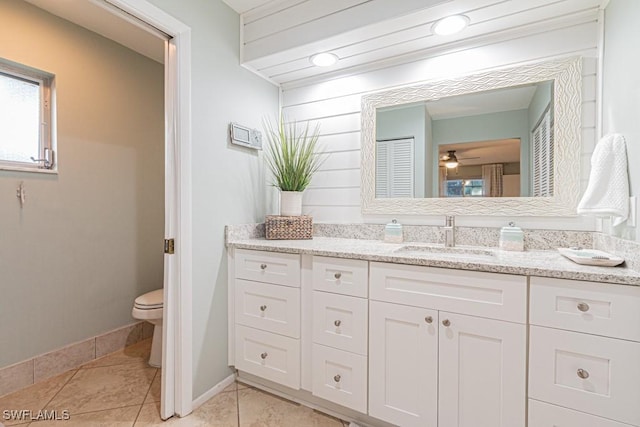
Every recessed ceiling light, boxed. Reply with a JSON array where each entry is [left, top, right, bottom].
[[432, 15, 469, 36], [310, 52, 338, 67]]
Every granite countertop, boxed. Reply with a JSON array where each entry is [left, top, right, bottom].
[[226, 236, 640, 286]]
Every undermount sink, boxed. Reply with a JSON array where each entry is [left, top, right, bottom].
[[394, 244, 495, 257]]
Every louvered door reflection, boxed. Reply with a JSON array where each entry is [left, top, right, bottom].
[[375, 138, 415, 198]]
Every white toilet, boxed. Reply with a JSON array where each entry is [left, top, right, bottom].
[[132, 289, 163, 367]]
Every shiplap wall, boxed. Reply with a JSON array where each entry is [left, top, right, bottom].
[[281, 22, 600, 229]]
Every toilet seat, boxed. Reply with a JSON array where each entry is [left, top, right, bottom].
[[132, 289, 163, 320], [134, 289, 163, 310], [132, 288, 164, 367]]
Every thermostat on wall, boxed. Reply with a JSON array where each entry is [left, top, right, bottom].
[[230, 122, 262, 150]]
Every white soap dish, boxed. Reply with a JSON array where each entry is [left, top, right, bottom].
[[557, 247, 625, 267]]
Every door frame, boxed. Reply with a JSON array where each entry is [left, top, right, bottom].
[[99, 0, 193, 419]]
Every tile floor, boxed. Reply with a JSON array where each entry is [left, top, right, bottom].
[[0, 339, 347, 427]]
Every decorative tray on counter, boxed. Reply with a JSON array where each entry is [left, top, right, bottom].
[[557, 247, 625, 267]]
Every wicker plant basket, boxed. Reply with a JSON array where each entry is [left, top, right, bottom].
[[265, 215, 313, 240]]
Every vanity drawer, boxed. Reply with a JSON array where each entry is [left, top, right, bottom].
[[312, 256, 368, 298], [235, 280, 300, 338], [312, 291, 368, 355], [529, 326, 640, 426], [529, 399, 635, 427], [530, 277, 640, 342], [234, 325, 300, 390], [235, 249, 300, 287], [370, 262, 527, 323], [312, 344, 367, 413]]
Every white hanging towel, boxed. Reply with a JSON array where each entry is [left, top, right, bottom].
[[577, 133, 629, 226]]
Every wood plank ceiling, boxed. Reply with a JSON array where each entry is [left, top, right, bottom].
[[228, 0, 607, 88]]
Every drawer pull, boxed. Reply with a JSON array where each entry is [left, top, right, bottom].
[[577, 368, 590, 379], [259, 305, 267, 312], [260, 264, 267, 270], [333, 374, 341, 383], [334, 320, 342, 327], [425, 316, 433, 324], [442, 319, 451, 327], [577, 302, 590, 312], [334, 272, 342, 280], [260, 352, 268, 360]]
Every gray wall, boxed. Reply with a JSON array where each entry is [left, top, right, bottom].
[[431, 109, 530, 196], [425, 109, 434, 198], [376, 104, 427, 197], [602, 0, 640, 241], [0, 1, 164, 368], [145, 0, 279, 398], [528, 81, 553, 131]]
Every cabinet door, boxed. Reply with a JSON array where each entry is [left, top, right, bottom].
[[234, 325, 300, 390], [368, 301, 438, 427], [438, 312, 526, 427], [312, 344, 368, 413], [312, 291, 368, 355], [235, 249, 300, 287], [529, 326, 640, 426], [235, 279, 300, 338]]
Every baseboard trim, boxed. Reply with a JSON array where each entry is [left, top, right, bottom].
[[0, 321, 149, 398], [191, 373, 236, 411]]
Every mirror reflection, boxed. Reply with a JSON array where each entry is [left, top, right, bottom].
[[375, 81, 554, 199]]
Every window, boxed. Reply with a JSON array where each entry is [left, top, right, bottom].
[[0, 59, 55, 171], [445, 179, 484, 197]]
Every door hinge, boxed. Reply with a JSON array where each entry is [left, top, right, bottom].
[[164, 238, 175, 254]]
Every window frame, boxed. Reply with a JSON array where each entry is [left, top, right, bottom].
[[0, 59, 55, 173]]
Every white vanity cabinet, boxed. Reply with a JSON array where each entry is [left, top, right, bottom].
[[369, 262, 528, 427], [528, 277, 640, 427], [231, 249, 302, 390], [311, 256, 369, 413], [228, 246, 639, 427]]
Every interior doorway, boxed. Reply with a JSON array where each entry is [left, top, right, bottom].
[[102, 0, 194, 419], [8, 0, 192, 419], [23, 0, 194, 419]]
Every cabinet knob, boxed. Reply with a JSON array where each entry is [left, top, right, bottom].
[[260, 305, 267, 312], [260, 352, 268, 360], [260, 264, 267, 270], [442, 319, 451, 327], [577, 302, 590, 312], [333, 374, 341, 383], [334, 272, 342, 280], [334, 320, 342, 327], [425, 316, 433, 324], [577, 368, 589, 379]]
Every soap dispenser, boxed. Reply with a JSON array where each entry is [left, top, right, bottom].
[[384, 219, 403, 243], [499, 222, 524, 251]]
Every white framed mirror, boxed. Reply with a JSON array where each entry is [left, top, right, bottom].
[[361, 56, 582, 216]]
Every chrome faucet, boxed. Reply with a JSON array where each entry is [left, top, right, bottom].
[[444, 215, 455, 247]]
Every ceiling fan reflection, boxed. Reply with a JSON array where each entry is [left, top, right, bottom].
[[439, 150, 480, 169]]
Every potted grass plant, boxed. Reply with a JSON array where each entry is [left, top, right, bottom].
[[263, 114, 323, 216]]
